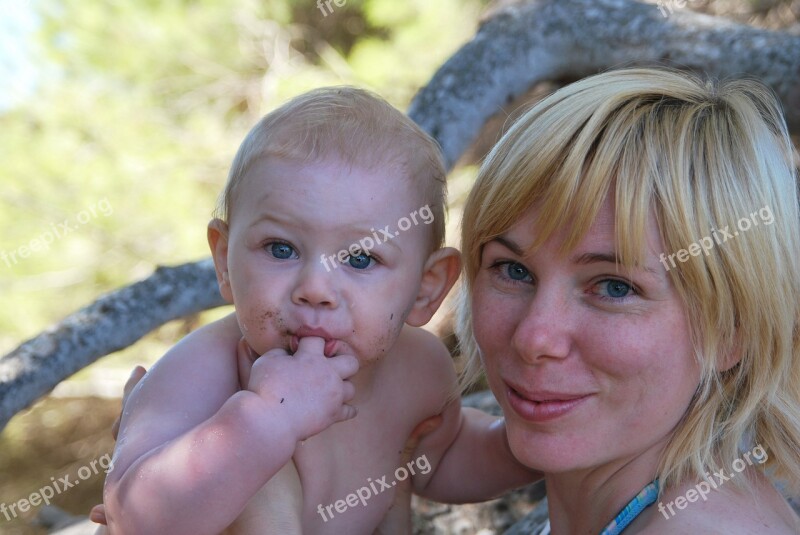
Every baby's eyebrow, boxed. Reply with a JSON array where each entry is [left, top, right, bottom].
[[345, 226, 403, 252], [249, 212, 291, 227]]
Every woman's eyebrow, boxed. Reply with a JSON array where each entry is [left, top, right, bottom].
[[572, 252, 658, 275], [573, 252, 619, 265], [490, 236, 525, 256]]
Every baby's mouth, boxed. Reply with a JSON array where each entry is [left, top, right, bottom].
[[289, 334, 338, 358]]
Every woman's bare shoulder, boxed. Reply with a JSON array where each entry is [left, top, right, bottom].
[[637, 470, 800, 534]]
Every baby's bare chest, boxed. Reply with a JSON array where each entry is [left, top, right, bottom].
[[294, 408, 420, 534]]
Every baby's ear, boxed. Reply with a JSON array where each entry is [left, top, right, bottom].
[[207, 218, 233, 303], [406, 247, 461, 327]]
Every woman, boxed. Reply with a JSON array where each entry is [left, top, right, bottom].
[[456, 67, 800, 533]]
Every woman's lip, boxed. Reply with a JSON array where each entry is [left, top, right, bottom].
[[505, 386, 591, 423], [289, 335, 337, 357]]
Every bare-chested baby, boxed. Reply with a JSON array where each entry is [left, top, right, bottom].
[[101, 87, 538, 534]]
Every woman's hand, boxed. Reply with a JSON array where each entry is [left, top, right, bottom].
[[89, 365, 147, 525], [374, 414, 443, 535]]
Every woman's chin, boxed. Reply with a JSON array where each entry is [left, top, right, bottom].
[[505, 424, 593, 474]]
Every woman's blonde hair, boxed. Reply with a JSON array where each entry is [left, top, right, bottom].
[[215, 86, 447, 250], [456, 67, 800, 493]]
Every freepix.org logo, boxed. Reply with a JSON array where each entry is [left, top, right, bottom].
[[659, 205, 774, 272], [320, 204, 434, 272]]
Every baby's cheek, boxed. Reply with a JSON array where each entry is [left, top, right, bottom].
[[362, 313, 405, 362], [237, 306, 291, 354]]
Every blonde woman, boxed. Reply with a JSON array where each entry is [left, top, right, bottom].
[[457, 68, 800, 533]]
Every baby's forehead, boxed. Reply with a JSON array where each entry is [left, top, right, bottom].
[[242, 154, 419, 197], [236, 157, 425, 215]]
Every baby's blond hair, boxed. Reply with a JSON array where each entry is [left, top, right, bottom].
[[215, 86, 446, 250]]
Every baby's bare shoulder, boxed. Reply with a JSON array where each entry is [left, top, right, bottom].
[[170, 312, 242, 357], [396, 326, 455, 374], [388, 326, 457, 408], [149, 312, 241, 393]]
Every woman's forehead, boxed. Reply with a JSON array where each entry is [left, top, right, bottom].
[[503, 196, 664, 264]]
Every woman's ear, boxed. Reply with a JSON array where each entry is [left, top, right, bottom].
[[208, 218, 233, 303], [406, 247, 461, 327], [717, 332, 743, 373]]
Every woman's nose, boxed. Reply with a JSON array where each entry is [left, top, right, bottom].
[[291, 262, 338, 308], [510, 288, 572, 364]]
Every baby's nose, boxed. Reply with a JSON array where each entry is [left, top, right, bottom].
[[291, 265, 338, 308]]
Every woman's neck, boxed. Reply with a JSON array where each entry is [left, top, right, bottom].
[[544, 437, 667, 534]]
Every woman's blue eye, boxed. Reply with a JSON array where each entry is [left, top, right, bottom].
[[348, 252, 372, 270], [599, 279, 633, 299], [506, 262, 531, 281], [269, 242, 295, 259]]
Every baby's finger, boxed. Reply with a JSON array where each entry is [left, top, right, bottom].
[[341, 379, 356, 402], [294, 336, 326, 357], [329, 354, 359, 379], [337, 404, 358, 422]]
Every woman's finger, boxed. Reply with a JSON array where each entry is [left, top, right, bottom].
[[111, 365, 147, 439]]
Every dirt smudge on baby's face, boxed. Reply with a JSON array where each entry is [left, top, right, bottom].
[[362, 313, 404, 364], [258, 308, 289, 333]]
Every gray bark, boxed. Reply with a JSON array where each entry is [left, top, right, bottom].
[[0, 259, 225, 428], [409, 0, 800, 168]]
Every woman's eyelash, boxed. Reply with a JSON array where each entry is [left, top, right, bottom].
[[489, 260, 533, 284], [592, 279, 639, 302], [488, 259, 641, 302]]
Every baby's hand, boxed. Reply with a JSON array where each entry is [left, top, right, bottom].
[[239, 336, 359, 442]]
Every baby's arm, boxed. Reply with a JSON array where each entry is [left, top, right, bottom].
[[104, 315, 358, 535], [407, 334, 540, 503]]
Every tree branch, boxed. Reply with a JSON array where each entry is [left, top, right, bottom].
[[409, 0, 800, 168], [0, 259, 226, 428]]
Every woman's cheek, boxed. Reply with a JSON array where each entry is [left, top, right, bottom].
[[472, 285, 513, 359]]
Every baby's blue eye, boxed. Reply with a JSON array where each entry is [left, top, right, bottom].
[[269, 243, 295, 259], [506, 262, 531, 281], [348, 252, 372, 270], [600, 279, 633, 298]]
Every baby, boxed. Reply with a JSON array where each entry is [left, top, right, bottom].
[[101, 87, 537, 534]]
